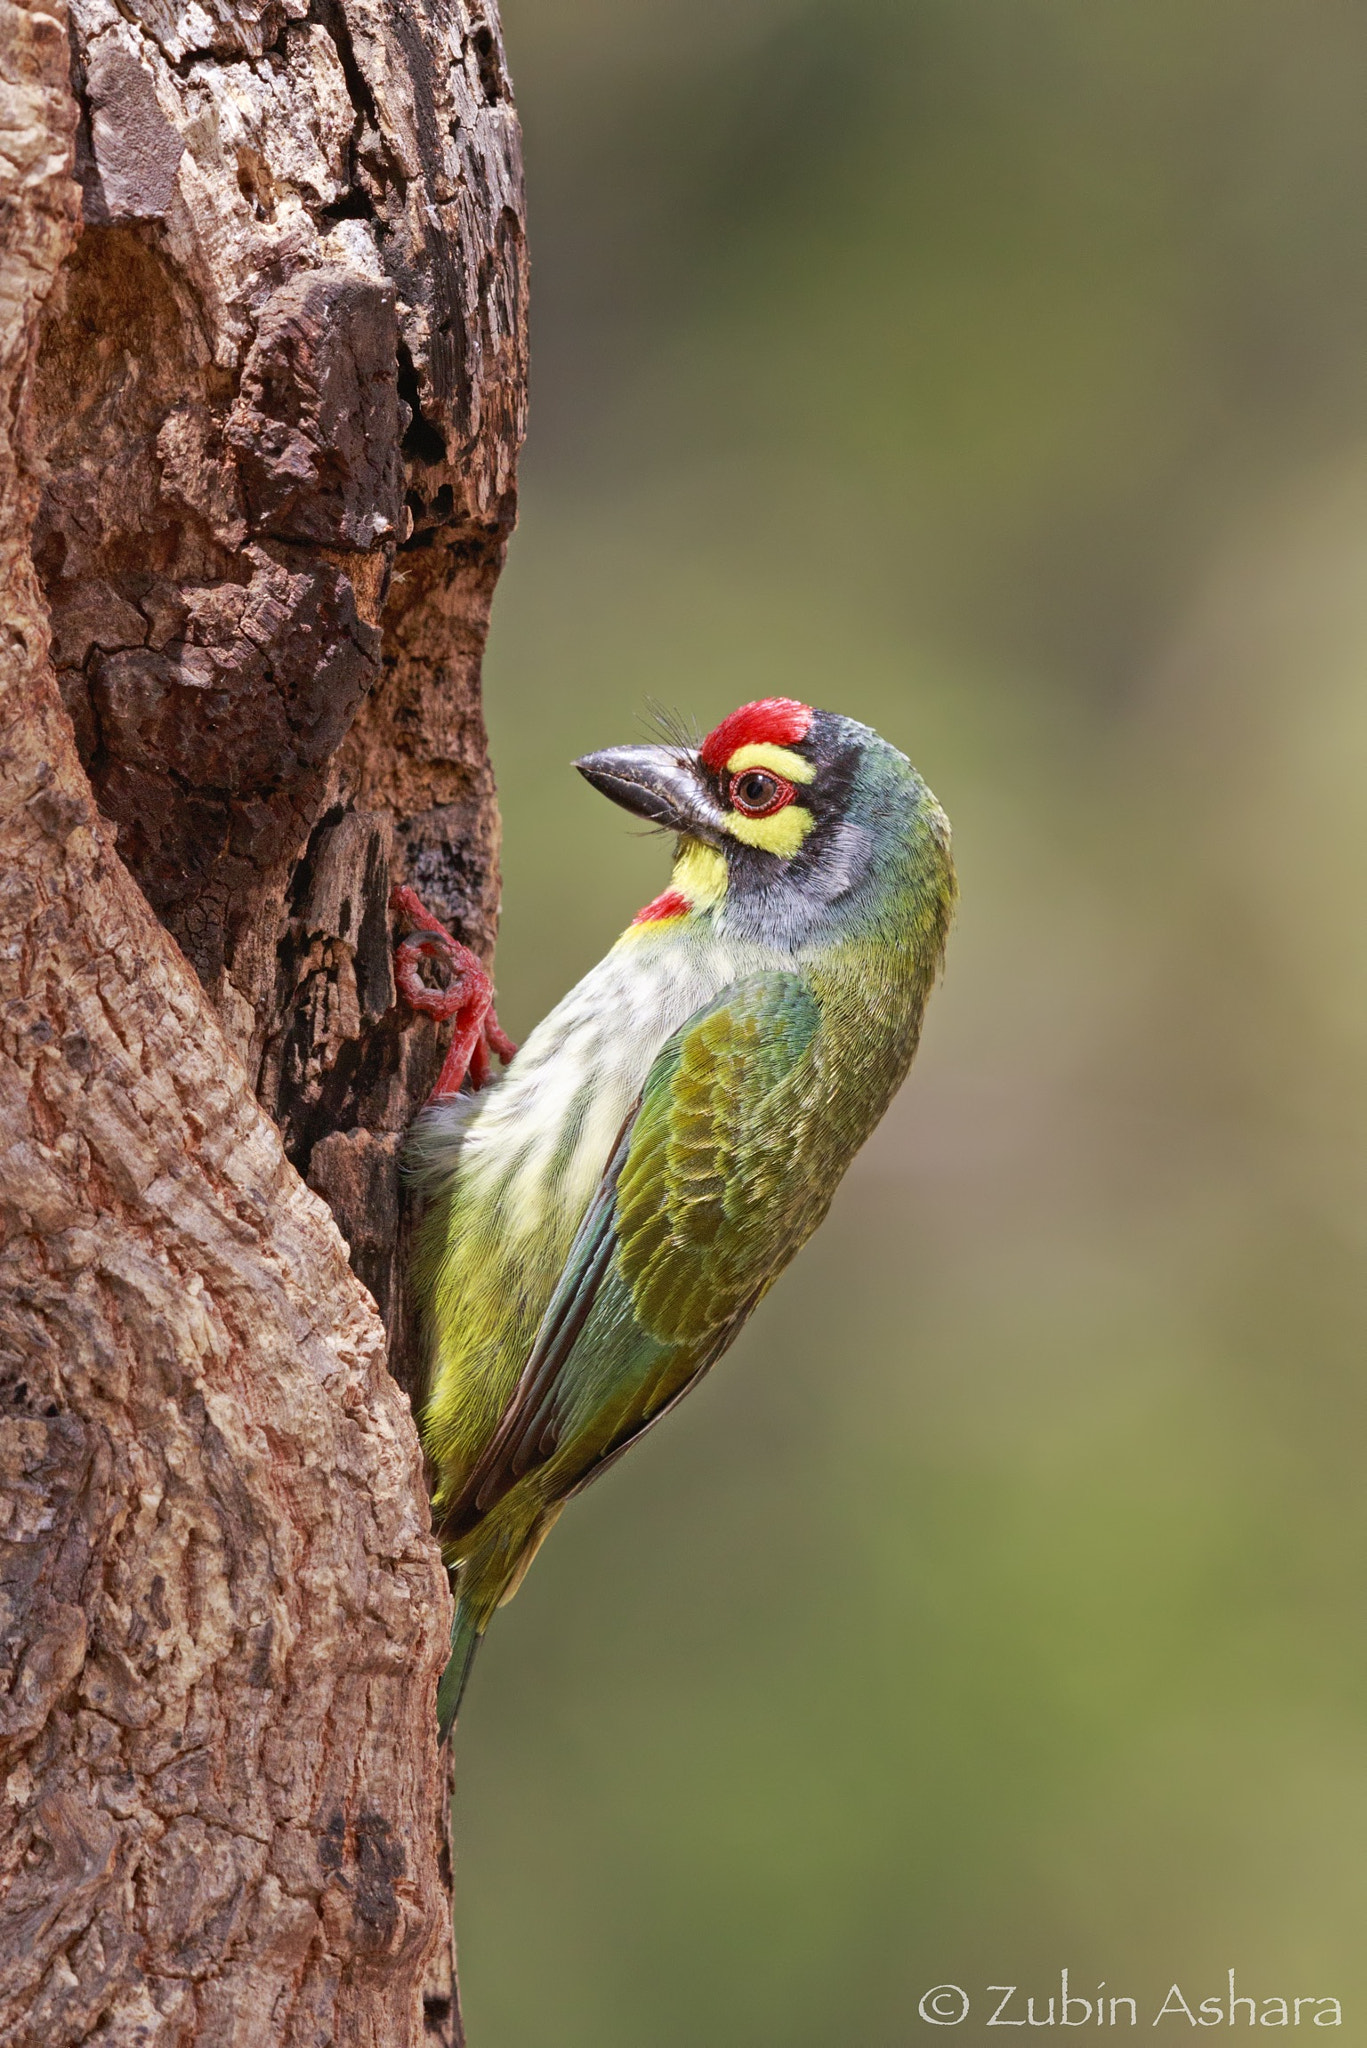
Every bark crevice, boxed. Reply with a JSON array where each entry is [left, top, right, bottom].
[[0, 0, 526, 2034]]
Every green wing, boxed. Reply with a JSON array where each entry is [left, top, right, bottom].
[[435, 972, 834, 1547]]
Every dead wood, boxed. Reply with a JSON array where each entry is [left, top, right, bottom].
[[0, 0, 526, 2035]]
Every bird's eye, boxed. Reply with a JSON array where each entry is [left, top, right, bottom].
[[729, 769, 794, 818]]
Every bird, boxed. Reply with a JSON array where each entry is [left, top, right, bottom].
[[394, 697, 956, 1735]]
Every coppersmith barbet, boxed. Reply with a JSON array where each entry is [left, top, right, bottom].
[[400, 698, 956, 1733]]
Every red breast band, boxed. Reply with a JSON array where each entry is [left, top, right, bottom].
[[632, 888, 691, 925]]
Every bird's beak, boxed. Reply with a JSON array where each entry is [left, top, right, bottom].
[[574, 744, 726, 845]]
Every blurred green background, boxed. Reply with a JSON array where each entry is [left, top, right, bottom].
[[459, 4, 1367, 2040]]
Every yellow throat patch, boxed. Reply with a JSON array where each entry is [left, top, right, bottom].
[[672, 839, 729, 908]]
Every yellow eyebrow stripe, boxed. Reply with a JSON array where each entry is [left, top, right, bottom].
[[725, 804, 814, 858], [723, 742, 816, 784]]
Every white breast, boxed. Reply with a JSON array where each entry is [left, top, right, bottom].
[[456, 920, 789, 1243]]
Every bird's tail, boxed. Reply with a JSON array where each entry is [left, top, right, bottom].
[[436, 1594, 482, 1743]]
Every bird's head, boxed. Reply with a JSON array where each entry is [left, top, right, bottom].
[[576, 698, 954, 947]]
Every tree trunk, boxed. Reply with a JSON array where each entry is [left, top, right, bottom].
[[0, 0, 526, 2034]]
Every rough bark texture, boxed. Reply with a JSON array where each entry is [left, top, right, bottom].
[[0, 0, 526, 2034]]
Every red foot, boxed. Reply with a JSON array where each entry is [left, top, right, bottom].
[[390, 885, 516, 1104]]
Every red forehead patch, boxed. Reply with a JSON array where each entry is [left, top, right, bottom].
[[699, 697, 813, 771]]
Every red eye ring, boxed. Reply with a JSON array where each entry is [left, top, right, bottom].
[[728, 768, 795, 818]]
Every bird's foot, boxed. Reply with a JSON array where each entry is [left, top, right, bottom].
[[390, 885, 516, 1104]]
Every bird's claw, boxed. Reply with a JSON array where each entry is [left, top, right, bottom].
[[390, 884, 516, 1104]]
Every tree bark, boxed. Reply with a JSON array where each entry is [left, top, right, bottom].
[[0, 0, 526, 2034]]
